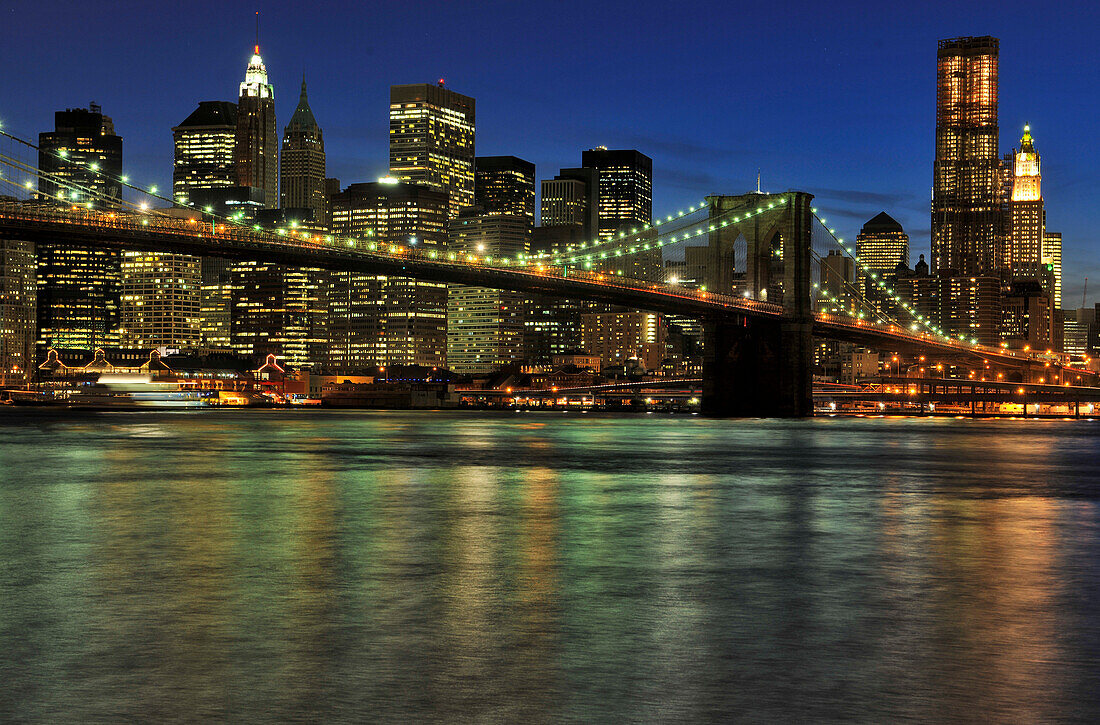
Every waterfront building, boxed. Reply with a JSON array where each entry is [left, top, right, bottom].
[[389, 82, 475, 218], [328, 180, 449, 370], [235, 43, 278, 209], [36, 105, 123, 350], [447, 212, 530, 373], [0, 238, 36, 385], [280, 78, 327, 224], [120, 252, 201, 348]]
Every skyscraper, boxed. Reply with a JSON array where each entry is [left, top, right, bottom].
[[280, 78, 327, 224], [172, 101, 248, 351], [447, 213, 530, 373], [540, 167, 599, 237], [328, 180, 449, 370], [581, 147, 652, 242], [389, 82, 475, 217], [235, 44, 278, 209], [856, 212, 909, 316], [37, 105, 123, 350], [173, 101, 239, 206], [1005, 125, 1044, 270], [475, 156, 535, 218], [229, 210, 327, 369], [38, 104, 123, 208], [931, 36, 1001, 276], [446, 156, 534, 373]]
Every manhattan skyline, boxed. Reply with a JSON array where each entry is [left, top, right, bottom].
[[4, 0, 1098, 304]]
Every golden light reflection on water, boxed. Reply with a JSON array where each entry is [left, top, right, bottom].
[[0, 412, 1097, 721]]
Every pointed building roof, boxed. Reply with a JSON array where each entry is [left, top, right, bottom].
[[287, 78, 318, 130], [176, 100, 238, 128], [860, 211, 904, 235]]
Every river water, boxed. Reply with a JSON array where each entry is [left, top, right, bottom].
[[1, 410, 1099, 722]]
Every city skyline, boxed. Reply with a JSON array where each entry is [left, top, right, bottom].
[[3, 2, 1098, 306]]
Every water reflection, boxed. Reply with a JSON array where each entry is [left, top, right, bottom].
[[1, 412, 1098, 721]]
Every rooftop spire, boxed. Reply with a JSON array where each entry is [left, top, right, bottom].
[[255, 10, 260, 54], [1020, 124, 1035, 153]]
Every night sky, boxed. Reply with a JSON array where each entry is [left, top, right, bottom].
[[5, 1, 1098, 304]]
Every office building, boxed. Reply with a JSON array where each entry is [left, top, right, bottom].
[[931, 36, 1001, 276], [540, 167, 599, 236], [235, 43, 278, 208], [389, 82, 475, 217], [581, 147, 652, 242], [280, 78, 327, 224], [475, 156, 535, 218], [579, 310, 666, 371], [36, 105, 123, 350], [328, 180, 449, 369], [1001, 279, 1056, 351], [855, 212, 909, 318], [173, 101, 239, 206]]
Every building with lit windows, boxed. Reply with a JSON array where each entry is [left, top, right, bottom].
[[389, 82, 475, 218], [172, 101, 239, 206], [1043, 231, 1062, 310], [235, 43, 278, 209], [443, 156, 534, 373], [0, 237, 36, 385], [932, 36, 1001, 276], [581, 147, 652, 242], [1005, 125, 1044, 270], [819, 249, 855, 312], [579, 310, 665, 371], [328, 180, 449, 370], [540, 167, 599, 236], [280, 78, 327, 224], [855, 212, 909, 317], [475, 156, 535, 218], [447, 213, 530, 373], [120, 252, 201, 348], [36, 105, 123, 350]]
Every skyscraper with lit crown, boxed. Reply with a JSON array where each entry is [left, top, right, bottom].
[[1006, 125, 1044, 270], [235, 43, 278, 208]]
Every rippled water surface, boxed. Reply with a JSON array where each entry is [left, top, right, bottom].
[[2, 410, 1099, 722]]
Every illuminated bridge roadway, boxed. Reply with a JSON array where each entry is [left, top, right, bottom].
[[0, 200, 1089, 416]]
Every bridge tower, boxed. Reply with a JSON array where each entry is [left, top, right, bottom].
[[700, 191, 815, 417]]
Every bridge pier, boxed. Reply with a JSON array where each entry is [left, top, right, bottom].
[[701, 316, 813, 417]]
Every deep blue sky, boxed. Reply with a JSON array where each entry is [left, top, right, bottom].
[[5, 1, 1098, 304]]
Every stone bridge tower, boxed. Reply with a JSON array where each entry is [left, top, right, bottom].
[[700, 191, 814, 417]]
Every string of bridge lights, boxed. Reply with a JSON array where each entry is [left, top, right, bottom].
[[810, 209, 980, 347], [536, 197, 792, 269]]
